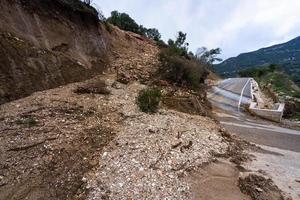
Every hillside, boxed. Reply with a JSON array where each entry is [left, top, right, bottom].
[[0, 0, 131, 104], [214, 36, 300, 85], [0, 1, 229, 199]]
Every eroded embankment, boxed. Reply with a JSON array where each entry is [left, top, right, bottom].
[[0, 0, 111, 104], [0, 27, 158, 199], [0, 23, 230, 199]]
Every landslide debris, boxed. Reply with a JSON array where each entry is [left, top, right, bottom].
[[0, 85, 118, 200], [74, 80, 111, 95], [0, 1, 275, 200], [239, 174, 287, 200], [86, 80, 228, 200]]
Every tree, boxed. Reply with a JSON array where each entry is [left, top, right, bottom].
[[146, 28, 161, 41], [175, 32, 187, 47], [196, 47, 222, 64], [167, 31, 189, 57], [91, 3, 105, 21], [107, 11, 140, 33], [138, 25, 148, 36], [159, 31, 210, 88], [106, 10, 162, 41]]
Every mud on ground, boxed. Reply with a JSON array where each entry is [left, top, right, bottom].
[[209, 129, 289, 200], [239, 174, 287, 200]]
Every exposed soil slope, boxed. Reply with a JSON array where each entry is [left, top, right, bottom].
[[0, 0, 113, 104], [0, 30, 158, 200]]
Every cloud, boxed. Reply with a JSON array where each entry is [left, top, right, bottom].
[[94, 0, 300, 59]]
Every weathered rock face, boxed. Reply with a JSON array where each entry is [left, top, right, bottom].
[[0, 0, 111, 104]]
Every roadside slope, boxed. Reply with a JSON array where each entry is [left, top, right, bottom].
[[0, 28, 158, 199], [0, 27, 231, 199], [0, 0, 111, 104]]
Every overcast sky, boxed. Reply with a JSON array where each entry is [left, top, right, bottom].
[[93, 0, 300, 60]]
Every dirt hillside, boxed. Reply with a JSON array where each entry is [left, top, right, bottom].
[[0, 2, 226, 198], [0, 0, 151, 104]]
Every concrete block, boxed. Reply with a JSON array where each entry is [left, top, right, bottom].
[[249, 102, 285, 122]]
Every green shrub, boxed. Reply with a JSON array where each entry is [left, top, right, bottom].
[[239, 65, 300, 99], [159, 49, 209, 88], [238, 64, 281, 78], [167, 32, 189, 57], [137, 88, 162, 113]]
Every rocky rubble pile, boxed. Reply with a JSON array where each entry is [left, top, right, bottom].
[[86, 81, 228, 200], [0, 26, 229, 200], [109, 34, 160, 84], [252, 80, 275, 109]]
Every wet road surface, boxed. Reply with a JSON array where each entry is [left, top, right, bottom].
[[217, 78, 252, 98], [208, 78, 300, 199], [208, 78, 300, 152]]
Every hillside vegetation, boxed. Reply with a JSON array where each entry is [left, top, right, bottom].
[[215, 36, 300, 85], [107, 10, 162, 41]]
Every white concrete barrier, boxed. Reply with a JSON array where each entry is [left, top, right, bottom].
[[249, 102, 285, 122]]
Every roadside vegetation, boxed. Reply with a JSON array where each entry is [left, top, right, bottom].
[[158, 32, 222, 89], [137, 88, 162, 113], [238, 64, 300, 99], [239, 64, 300, 120]]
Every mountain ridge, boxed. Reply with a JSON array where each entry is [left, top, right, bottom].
[[214, 36, 300, 85]]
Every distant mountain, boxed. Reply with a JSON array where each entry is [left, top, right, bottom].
[[214, 37, 300, 84]]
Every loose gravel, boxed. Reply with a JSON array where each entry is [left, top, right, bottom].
[[86, 82, 228, 200]]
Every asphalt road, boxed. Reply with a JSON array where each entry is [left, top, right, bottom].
[[208, 78, 300, 153], [218, 78, 252, 98]]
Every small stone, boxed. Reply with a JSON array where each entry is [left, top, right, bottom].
[[148, 129, 155, 133], [102, 152, 108, 158], [139, 167, 144, 171], [255, 187, 263, 192]]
